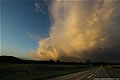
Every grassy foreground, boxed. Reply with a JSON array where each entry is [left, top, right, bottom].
[[104, 65, 120, 77], [0, 63, 94, 80]]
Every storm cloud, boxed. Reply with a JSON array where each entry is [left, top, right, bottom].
[[30, 0, 120, 62]]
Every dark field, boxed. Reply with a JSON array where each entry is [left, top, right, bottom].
[[104, 65, 120, 77], [0, 63, 94, 80]]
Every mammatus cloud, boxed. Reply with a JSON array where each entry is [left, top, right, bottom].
[[30, 0, 118, 61]]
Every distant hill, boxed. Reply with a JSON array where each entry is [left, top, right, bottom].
[[0, 55, 57, 64], [0, 55, 83, 64], [0, 55, 22, 63]]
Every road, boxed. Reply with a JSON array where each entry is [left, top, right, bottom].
[[47, 66, 109, 80]]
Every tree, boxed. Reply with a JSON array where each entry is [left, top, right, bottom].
[[86, 60, 91, 64]]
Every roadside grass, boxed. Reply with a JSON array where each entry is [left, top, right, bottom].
[[0, 63, 95, 80], [104, 65, 120, 77]]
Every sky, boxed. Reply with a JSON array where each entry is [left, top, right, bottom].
[[1, 0, 120, 62], [1, 0, 51, 59]]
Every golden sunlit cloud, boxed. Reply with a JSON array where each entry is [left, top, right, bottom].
[[30, 0, 117, 61]]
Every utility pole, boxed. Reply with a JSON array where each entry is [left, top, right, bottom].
[[0, 49, 2, 56], [0, 47, 1, 56]]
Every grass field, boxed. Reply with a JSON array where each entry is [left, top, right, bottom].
[[104, 65, 120, 77], [0, 63, 94, 80]]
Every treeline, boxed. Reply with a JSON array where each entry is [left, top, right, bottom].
[[0, 56, 120, 65]]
